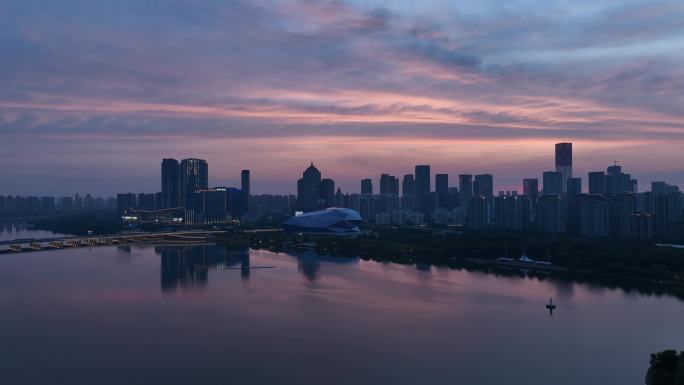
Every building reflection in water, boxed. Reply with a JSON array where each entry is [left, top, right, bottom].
[[155, 245, 250, 291], [284, 250, 359, 282]]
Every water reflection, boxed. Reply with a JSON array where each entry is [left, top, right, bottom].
[[156, 245, 250, 291], [0, 244, 682, 385], [0, 222, 69, 242], [283, 250, 358, 281]]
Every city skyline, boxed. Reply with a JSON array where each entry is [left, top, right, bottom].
[[2, 1, 684, 196], [0, 143, 675, 197]]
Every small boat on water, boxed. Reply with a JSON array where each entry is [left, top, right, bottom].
[[546, 297, 557, 311]]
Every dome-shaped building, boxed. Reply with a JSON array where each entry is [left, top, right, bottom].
[[283, 208, 362, 234]]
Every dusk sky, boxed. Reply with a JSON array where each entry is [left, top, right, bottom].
[[2, 0, 683, 196]]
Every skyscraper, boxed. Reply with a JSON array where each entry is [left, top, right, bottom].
[[523, 178, 539, 201], [180, 158, 208, 210], [537, 194, 565, 234], [380, 174, 399, 196], [435, 174, 449, 194], [402, 174, 414, 196], [494, 195, 530, 230], [588, 172, 605, 195], [580, 194, 609, 238], [567, 177, 582, 195], [414, 165, 430, 195], [474, 174, 493, 197], [459, 174, 473, 206], [297, 162, 322, 212], [555, 142, 572, 193], [161, 158, 180, 208], [320, 178, 335, 208], [414, 165, 430, 213], [241, 169, 250, 214], [361, 178, 373, 195], [543, 171, 563, 195]]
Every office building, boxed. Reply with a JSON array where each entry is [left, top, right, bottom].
[[435, 174, 449, 194], [588, 172, 605, 195], [198, 188, 228, 224], [297, 162, 322, 212], [523, 178, 539, 202], [361, 178, 373, 196], [320, 178, 335, 208], [380, 174, 399, 196], [414, 165, 431, 195], [474, 174, 493, 198], [459, 174, 473, 207], [543, 171, 563, 195], [414, 165, 431, 213], [241, 170, 250, 214], [555, 143, 572, 193], [161, 158, 180, 208], [180, 158, 208, 210], [567, 177, 582, 196], [402, 174, 414, 197]]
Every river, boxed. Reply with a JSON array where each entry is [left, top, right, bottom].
[[0, 243, 681, 385]]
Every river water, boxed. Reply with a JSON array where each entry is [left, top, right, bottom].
[[0, 243, 681, 385], [0, 222, 69, 242]]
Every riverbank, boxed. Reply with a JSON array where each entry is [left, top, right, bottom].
[[218, 227, 684, 294]]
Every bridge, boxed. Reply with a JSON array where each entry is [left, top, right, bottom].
[[1, 230, 225, 254]]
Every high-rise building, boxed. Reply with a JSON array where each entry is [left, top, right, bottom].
[[555, 142, 572, 193], [180, 158, 208, 210], [652, 181, 680, 195], [380, 174, 399, 196], [537, 194, 564, 234], [494, 195, 530, 231], [435, 174, 449, 194], [459, 174, 473, 208], [297, 163, 322, 212], [241, 169, 250, 213], [567, 177, 582, 196], [414, 165, 431, 214], [161, 158, 180, 208], [116, 193, 137, 214], [473, 174, 493, 198], [588, 172, 605, 195], [630, 213, 654, 240], [198, 188, 228, 224], [320, 178, 335, 208], [542, 171, 563, 195], [137, 193, 156, 210], [607, 193, 636, 238], [466, 196, 488, 230], [414, 165, 430, 195], [361, 178, 373, 196], [523, 178, 539, 202], [580, 194, 609, 238], [402, 174, 414, 197], [605, 163, 636, 194]]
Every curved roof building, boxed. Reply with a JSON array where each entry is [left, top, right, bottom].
[[283, 208, 362, 234]]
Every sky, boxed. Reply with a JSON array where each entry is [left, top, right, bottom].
[[1, 0, 683, 196]]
